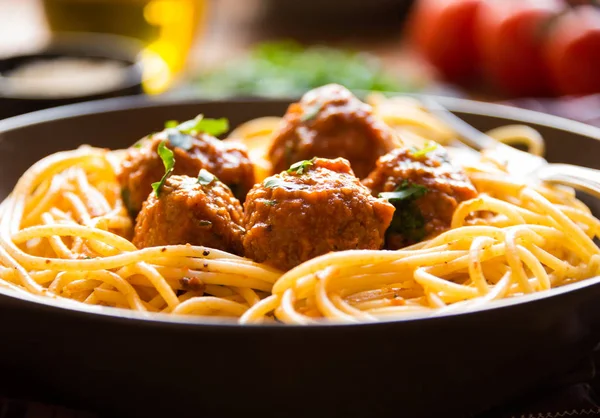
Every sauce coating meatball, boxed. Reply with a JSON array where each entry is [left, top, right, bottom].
[[133, 174, 244, 255], [118, 132, 255, 215], [363, 145, 478, 248], [268, 84, 400, 179], [243, 157, 395, 271]]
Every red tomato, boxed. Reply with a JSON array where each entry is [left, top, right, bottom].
[[408, 0, 483, 83], [544, 5, 600, 96], [476, 0, 565, 97]]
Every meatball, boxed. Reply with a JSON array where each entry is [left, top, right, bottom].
[[363, 145, 478, 248], [267, 84, 400, 179], [133, 174, 244, 255], [243, 157, 395, 271], [118, 131, 255, 215]]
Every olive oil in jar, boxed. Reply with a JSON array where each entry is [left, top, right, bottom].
[[42, 0, 206, 93]]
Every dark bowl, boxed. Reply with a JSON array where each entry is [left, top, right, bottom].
[[0, 96, 600, 418], [0, 33, 144, 120]]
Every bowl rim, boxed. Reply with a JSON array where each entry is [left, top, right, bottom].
[[2, 92, 600, 139], [1, 93, 600, 329]]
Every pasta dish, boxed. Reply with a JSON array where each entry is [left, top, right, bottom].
[[0, 84, 598, 324]]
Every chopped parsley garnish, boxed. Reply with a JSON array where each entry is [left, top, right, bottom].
[[300, 102, 322, 122], [410, 141, 438, 158], [264, 200, 277, 206], [193, 117, 229, 136], [287, 159, 314, 175], [198, 169, 217, 186], [174, 115, 229, 137], [380, 181, 429, 245], [164, 120, 179, 129], [199, 220, 212, 227], [132, 137, 148, 149], [120, 187, 136, 217], [263, 177, 306, 191], [379, 181, 428, 203], [162, 115, 230, 151], [264, 177, 281, 189], [151, 141, 175, 197], [388, 204, 427, 244]]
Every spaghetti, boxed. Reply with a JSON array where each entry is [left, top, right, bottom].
[[0, 95, 598, 324]]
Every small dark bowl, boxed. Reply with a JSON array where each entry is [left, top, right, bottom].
[[0, 33, 144, 120]]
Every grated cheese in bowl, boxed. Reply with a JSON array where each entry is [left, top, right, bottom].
[[0, 57, 130, 98]]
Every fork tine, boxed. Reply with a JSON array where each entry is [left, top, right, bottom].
[[418, 96, 600, 201], [537, 164, 600, 201], [419, 96, 501, 152]]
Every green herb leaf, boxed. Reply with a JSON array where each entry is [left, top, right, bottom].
[[167, 131, 194, 150], [264, 200, 277, 206], [199, 220, 212, 227], [151, 141, 175, 197], [264, 177, 281, 189], [132, 138, 146, 149], [383, 181, 429, 245], [387, 203, 426, 244], [176, 115, 229, 137], [287, 159, 314, 175], [176, 118, 199, 133], [198, 169, 216, 186], [194, 117, 229, 136], [263, 177, 307, 191], [300, 102, 322, 122], [164, 120, 179, 129], [379, 182, 428, 203], [410, 142, 438, 158], [120, 187, 137, 217]]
